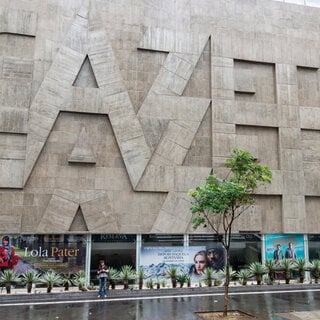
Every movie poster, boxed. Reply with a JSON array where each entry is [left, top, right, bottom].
[[140, 245, 226, 281], [0, 234, 86, 274], [265, 234, 304, 261]]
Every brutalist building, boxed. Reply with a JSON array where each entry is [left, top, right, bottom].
[[1, 0, 320, 282]]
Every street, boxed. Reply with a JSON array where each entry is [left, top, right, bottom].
[[2, 289, 320, 320]]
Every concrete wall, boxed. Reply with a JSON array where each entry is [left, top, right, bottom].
[[0, 0, 320, 234]]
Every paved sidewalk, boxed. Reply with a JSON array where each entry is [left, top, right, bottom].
[[1, 282, 320, 304]]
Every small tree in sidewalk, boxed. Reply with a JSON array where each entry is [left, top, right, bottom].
[[188, 149, 272, 317]]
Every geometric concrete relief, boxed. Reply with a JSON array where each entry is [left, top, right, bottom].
[[69, 207, 89, 232], [23, 0, 150, 189], [68, 126, 96, 164], [37, 189, 112, 233], [19, 0, 212, 233], [73, 55, 99, 88], [138, 30, 212, 232], [0, 8, 37, 188]]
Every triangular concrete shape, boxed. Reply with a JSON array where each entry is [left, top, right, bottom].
[[73, 55, 99, 88], [69, 206, 89, 231], [23, 0, 150, 188], [68, 126, 96, 164]]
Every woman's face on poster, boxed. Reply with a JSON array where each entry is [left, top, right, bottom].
[[194, 253, 206, 274]]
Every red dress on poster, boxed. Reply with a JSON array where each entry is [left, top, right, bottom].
[[0, 236, 20, 271], [0, 246, 9, 269]]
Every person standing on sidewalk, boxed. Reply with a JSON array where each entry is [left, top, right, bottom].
[[97, 260, 109, 298]]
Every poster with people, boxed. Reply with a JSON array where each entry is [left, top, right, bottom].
[[140, 245, 226, 282], [0, 234, 86, 274], [265, 234, 304, 262]]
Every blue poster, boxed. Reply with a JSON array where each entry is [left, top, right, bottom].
[[265, 234, 304, 261]]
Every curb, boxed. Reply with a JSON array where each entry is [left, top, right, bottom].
[[1, 283, 320, 304]]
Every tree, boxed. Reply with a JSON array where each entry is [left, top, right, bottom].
[[188, 149, 272, 317]]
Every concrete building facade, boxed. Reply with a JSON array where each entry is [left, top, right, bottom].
[[1, 0, 320, 275]]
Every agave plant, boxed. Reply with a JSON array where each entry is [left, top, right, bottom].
[[61, 273, 73, 291], [293, 258, 310, 283], [118, 265, 135, 290], [177, 273, 188, 288], [137, 268, 147, 290], [73, 270, 86, 291], [186, 275, 191, 288], [280, 259, 293, 284], [236, 269, 251, 286], [166, 266, 179, 288], [154, 278, 161, 289], [146, 278, 154, 289], [202, 267, 216, 287], [21, 269, 41, 293], [0, 269, 20, 294], [218, 266, 236, 286], [249, 262, 266, 285], [310, 259, 320, 283], [265, 259, 276, 283], [108, 267, 119, 290], [40, 270, 63, 293]]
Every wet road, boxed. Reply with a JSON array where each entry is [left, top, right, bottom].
[[2, 289, 320, 320]]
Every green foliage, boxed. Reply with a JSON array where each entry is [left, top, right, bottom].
[[0, 269, 20, 294], [201, 267, 216, 287], [177, 274, 188, 288], [154, 278, 161, 289], [74, 270, 85, 279], [280, 259, 293, 284], [189, 149, 272, 232], [263, 275, 273, 285], [73, 271, 86, 290], [21, 270, 41, 293], [236, 269, 251, 285], [107, 267, 119, 289], [225, 149, 272, 188], [21, 269, 41, 285], [166, 266, 179, 288], [40, 270, 63, 293], [0, 269, 20, 285], [293, 258, 309, 272], [137, 269, 147, 289], [310, 260, 320, 283], [137, 268, 147, 280], [293, 258, 310, 283], [118, 265, 135, 289], [218, 266, 236, 280], [61, 273, 73, 291], [146, 278, 154, 289], [248, 262, 266, 285], [265, 259, 276, 283], [280, 259, 293, 272], [188, 149, 271, 316]]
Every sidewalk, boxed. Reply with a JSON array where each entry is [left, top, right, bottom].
[[1, 281, 320, 304]]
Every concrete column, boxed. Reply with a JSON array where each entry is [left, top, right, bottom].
[[85, 234, 92, 287]]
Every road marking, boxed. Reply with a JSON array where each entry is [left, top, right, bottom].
[[1, 288, 320, 307]]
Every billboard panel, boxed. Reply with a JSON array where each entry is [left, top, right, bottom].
[[140, 245, 225, 281], [265, 234, 304, 261], [0, 234, 86, 274]]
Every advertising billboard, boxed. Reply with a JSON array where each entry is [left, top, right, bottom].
[[0, 234, 86, 274], [140, 245, 226, 281], [265, 234, 304, 261]]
